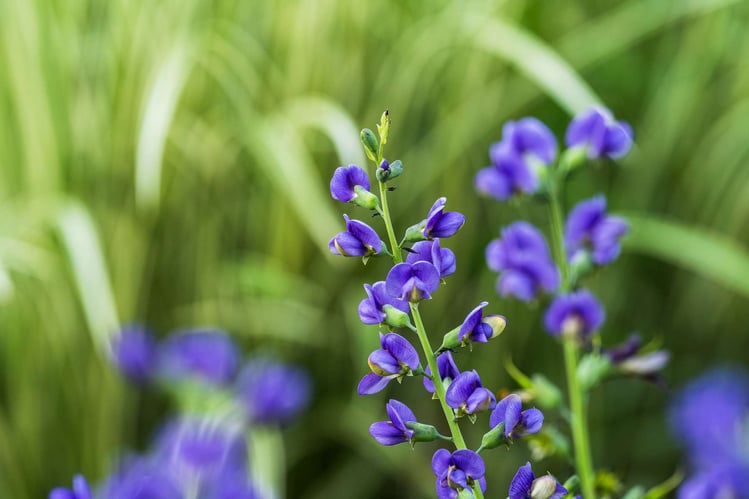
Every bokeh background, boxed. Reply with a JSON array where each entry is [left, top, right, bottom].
[[1, 0, 749, 497]]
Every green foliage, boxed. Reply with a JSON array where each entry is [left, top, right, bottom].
[[1, 0, 748, 497]]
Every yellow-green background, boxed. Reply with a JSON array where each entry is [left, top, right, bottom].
[[1, 0, 748, 497]]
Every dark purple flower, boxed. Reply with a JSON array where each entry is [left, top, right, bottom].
[[490, 394, 544, 439], [158, 329, 239, 386], [358, 333, 420, 395], [154, 418, 247, 479], [385, 261, 441, 302], [328, 215, 383, 257], [670, 367, 749, 472], [423, 351, 461, 393], [565, 196, 629, 265], [485, 222, 559, 301], [358, 281, 411, 326], [544, 290, 605, 339], [432, 449, 486, 498], [565, 107, 633, 159], [406, 239, 456, 278], [509, 462, 567, 499], [111, 325, 157, 384], [446, 370, 496, 417], [604, 334, 670, 379], [458, 302, 506, 344], [49, 475, 91, 499], [102, 459, 183, 499], [330, 164, 371, 203], [369, 399, 417, 446], [423, 198, 465, 239], [236, 358, 311, 426]]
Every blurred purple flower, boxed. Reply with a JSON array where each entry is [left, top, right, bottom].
[[432, 449, 486, 498], [501, 117, 558, 165], [358, 333, 420, 395], [445, 370, 496, 417], [565, 107, 633, 159], [406, 239, 456, 279], [111, 325, 157, 384], [102, 459, 182, 499], [485, 222, 559, 301], [458, 302, 506, 345], [49, 475, 91, 499], [358, 281, 410, 326], [544, 290, 605, 339], [158, 329, 239, 386], [565, 196, 629, 266], [328, 215, 382, 257], [369, 399, 417, 446], [423, 198, 465, 239], [490, 394, 543, 439], [204, 468, 262, 499], [509, 462, 567, 499], [236, 358, 311, 426], [329, 165, 371, 203], [604, 334, 670, 381], [423, 351, 461, 394], [385, 261, 441, 302]]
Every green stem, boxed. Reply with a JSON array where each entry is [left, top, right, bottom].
[[377, 180, 483, 499], [547, 188, 596, 499]]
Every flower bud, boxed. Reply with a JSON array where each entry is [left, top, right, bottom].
[[436, 325, 461, 352], [351, 185, 380, 210], [531, 475, 559, 499], [376, 159, 404, 182], [360, 128, 379, 162], [377, 109, 390, 145], [382, 304, 412, 329], [478, 422, 507, 452], [577, 354, 613, 391], [483, 315, 506, 339]]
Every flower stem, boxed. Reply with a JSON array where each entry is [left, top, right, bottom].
[[547, 188, 596, 499], [377, 181, 483, 499]]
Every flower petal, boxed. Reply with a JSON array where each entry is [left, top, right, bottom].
[[452, 450, 485, 479], [369, 421, 408, 446], [357, 373, 391, 395], [431, 449, 452, 476], [381, 333, 420, 371], [508, 462, 535, 499]]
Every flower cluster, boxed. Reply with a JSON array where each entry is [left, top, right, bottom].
[[328, 112, 545, 499], [670, 368, 749, 498], [51, 327, 311, 499]]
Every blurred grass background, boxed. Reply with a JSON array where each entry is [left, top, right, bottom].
[[1, 0, 749, 497]]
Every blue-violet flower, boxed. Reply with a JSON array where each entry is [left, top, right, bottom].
[[49, 475, 91, 499], [423, 351, 461, 394], [406, 239, 456, 279], [358, 281, 411, 326], [509, 462, 568, 499], [565, 195, 629, 266], [565, 107, 633, 159], [329, 215, 383, 257], [358, 333, 420, 395], [458, 301, 506, 345], [423, 197, 466, 239], [544, 290, 605, 339], [158, 329, 239, 386], [432, 449, 486, 498], [490, 394, 544, 439], [446, 370, 496, 417], [369, 399, 417, 446], [111, 324, 157, 384], [385, 261, 441, 302]]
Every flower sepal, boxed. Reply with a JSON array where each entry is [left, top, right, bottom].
[[558, 145, 589, 174], [477, 422, 507, 452], [577, 354, 613, 392], [405, 421, 449, 444], [352, 185, 380, 210], [404, 220, 428, 243], [381, 304, 412, 329]]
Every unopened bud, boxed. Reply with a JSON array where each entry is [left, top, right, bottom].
[[351, 185, 380, 210], [360, 128, 379, 162], [382, 304, 411, 329], [531, 476, 558, 499]]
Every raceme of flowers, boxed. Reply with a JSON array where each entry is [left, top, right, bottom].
[[50, 327, 311, 499]]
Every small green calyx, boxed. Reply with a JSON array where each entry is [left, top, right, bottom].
[[559, 146, 589, 174], [436, 326, 462, 353], [478, 422, 507, 453], [405, 421, 443, 443], [352, 185, 380, 210], [577, 354, 613, 392], [382, 304, 412, 329], [404, 221, 427, 243], [360, 128, 379, 163]]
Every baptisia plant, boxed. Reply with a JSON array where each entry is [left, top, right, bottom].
[[328, 112, 545, 499], [476, 107, 676, 498]]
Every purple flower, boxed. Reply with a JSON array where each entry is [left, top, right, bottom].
[[501, 117, 558, 165], [358, 281, 411, 326], [102, 459, 183, 499], [330, 164, 371, 203], [509, 462, 567, 499], [565, 196, 629, 265], [490, 394, 543, 439], [204, 469, 262, 499], [458, 302, 506, 344], [432, 449, 486, 498], [158, 329, 239, 386], [604, 334, 670, 380], [154, 418, 247, 479], [358, 333, 420, 395], [385, 261, 441, 302], [423, 351, 461, 393], [423, 198, 465, 239], [111, 325, 157, 384], [406, 239, 456, 278], [677, 464, 749, 499], [236, 358, 311, 426], [565, 107, 633, 159], [670, 368, 749, 473], [328, 215, 383, 257], [49, 476, 91, 499], [485, 222, 559, 301], [445, 370, 496, 417], [544, 290, 605, 339], [369, 399, 417, 446]]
